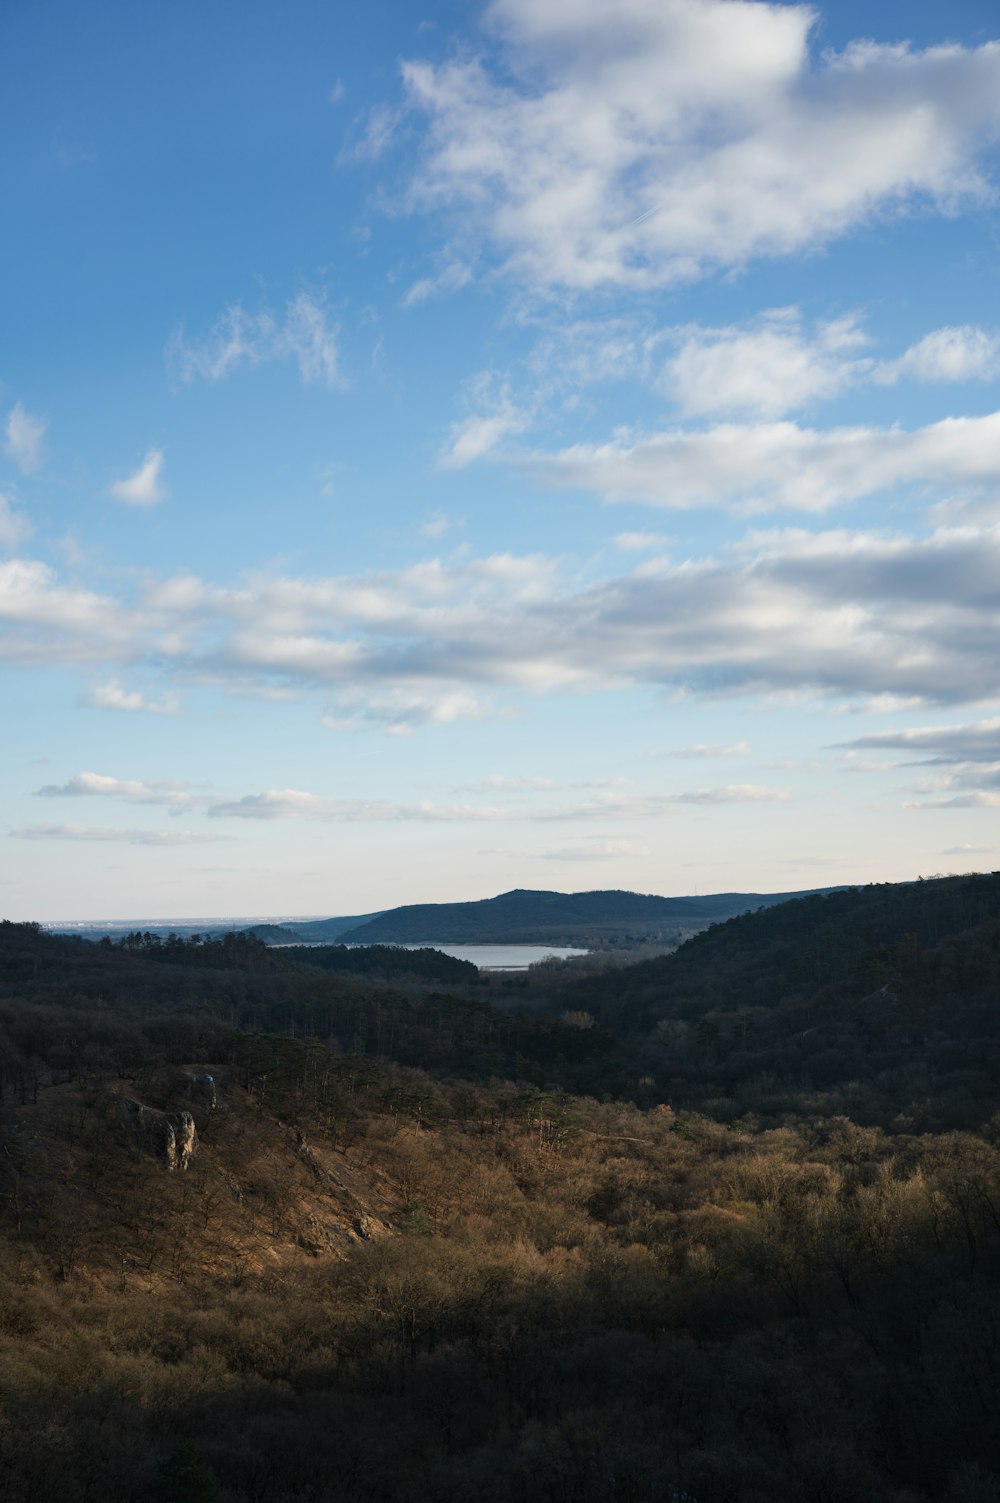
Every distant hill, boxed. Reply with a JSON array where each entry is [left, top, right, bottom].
[[244, 923, 304, 944], [278, 912, 385, 943], [337, 885, 842, 945]]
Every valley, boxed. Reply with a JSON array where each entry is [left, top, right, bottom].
[[2, 874, 1000, 1499]]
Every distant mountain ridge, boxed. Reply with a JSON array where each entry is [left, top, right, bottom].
[[335, 886, 843, 946]]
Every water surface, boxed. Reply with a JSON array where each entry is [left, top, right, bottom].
[[398, 942, 587, 971]]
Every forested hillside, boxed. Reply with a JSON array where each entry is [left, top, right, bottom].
[[2, 878, 1000, 1502], [337, 884, 836, 945]]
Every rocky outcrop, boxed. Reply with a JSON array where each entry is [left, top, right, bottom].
[[182, 1072, 218, 1110], [118, 1096, 197, 1171]]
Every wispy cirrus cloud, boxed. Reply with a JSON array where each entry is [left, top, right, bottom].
[[9, 823, 229, 846], [205, 789, 511, 822], [203, 784, 788, 824], [168, 292, 341, 388], [657, 742, 751, 760], [439, 372, 530, 467], [539, 838, 652, 862]]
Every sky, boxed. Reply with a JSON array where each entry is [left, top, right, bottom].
[[4, 0, 1000, 921]]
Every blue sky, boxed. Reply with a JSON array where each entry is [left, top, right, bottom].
[[4, 0, 1000, 921]]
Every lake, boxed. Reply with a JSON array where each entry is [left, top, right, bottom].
[[280, 940, 590, 971], [397, 942, 588, 971]]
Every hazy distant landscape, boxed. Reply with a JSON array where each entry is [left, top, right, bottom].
[[47, 884, 844, 950]]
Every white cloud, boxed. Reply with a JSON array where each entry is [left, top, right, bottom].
[[84, 679, 179, 715], [8, 519, 1000, 716], [440, 313, 1000, 471], [661, 311, 870, 419], [838, 717, 1000, 808], [877, 325, 1000, 385], [534, 409, 1000, 513], [9, 823, 227, 846], [389, 0, 1000, 294], [439, 373, 530, 467], [421, 510, 464, 539], [204, 782, 785, 825], [402, 261, 472, 306], [660, 742, 751, 759], [612, 532, 671, 552], [168, 293, 341, 387], [540, 838, 652, 861], [35, 770, 199, 810], [835, 718, 1000, 764], [909, 791, 1000, 810], [4, 403, 46, 473], [110, 449, 167, 507], [322, 687, 497, 734], [672, 784, 789, 805], [0, 558, 132, 659], [205, 789, 511, 822]]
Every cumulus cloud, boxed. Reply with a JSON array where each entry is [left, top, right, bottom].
[[534, 409, 1000, 513], [9, 823, 228, 846], [387, 0, 1000, 294], [110, 449, 167, 507], [0, 558, 132, 660], [659, 314, 1000, 421], [661, 310, 870, 419], [4, 403, 46, 473], [168, 293, 341, 387], [83, 679, 179, 715]]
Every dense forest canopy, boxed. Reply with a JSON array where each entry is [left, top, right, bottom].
[[1, 873, 1000, 1501]]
